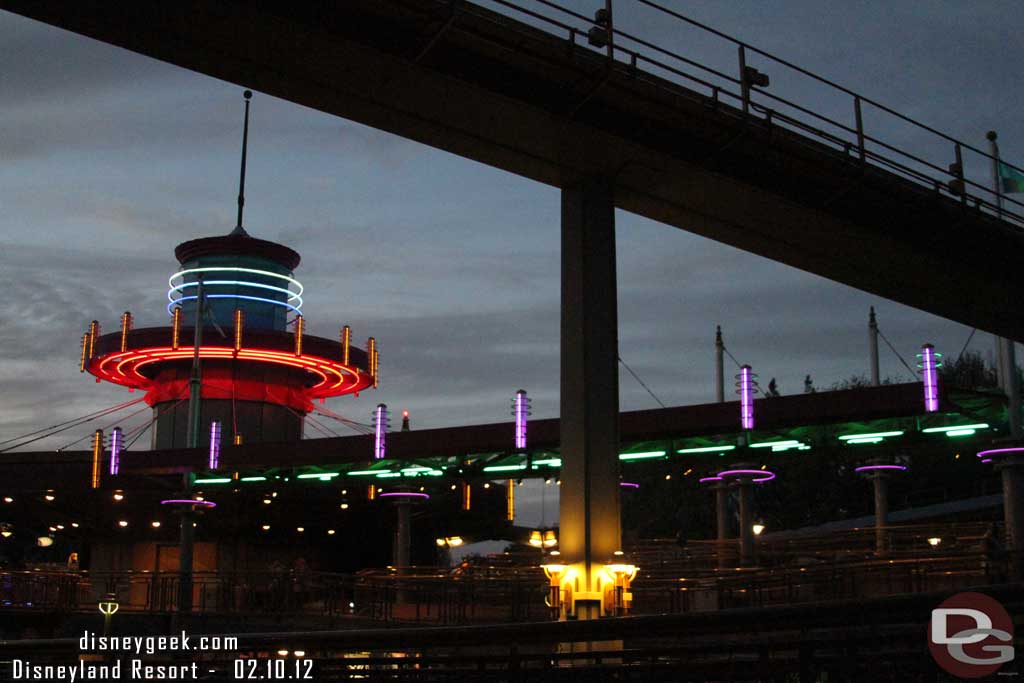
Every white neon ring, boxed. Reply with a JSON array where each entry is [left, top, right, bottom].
[[169, 267, 303, 299], [167, 280, 303, 307]]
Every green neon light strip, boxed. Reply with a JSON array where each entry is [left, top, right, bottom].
[[945, 429, 976, 437], [297, 472, 339, 480], [376, 472, 402, 478], [772, 444, 810, 451], [532, 458, 562, 467], [921, 423, 989, 433], [239, 476, 267, 482], [401, 467, 435, 473], [837, 431, 904, 441], [194, 478, 232, 484], [619, 451, 667, 461], [482, 464, 528, 472], [348, 470, 391, 476], [750, 440, 799, 448], [845, 437, 883, 445], [677, 445, 736, 454]]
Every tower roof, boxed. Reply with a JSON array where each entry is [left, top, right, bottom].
[[174, 231, 301, 271]]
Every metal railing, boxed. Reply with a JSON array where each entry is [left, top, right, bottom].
[[462, 0, 1024, 228]]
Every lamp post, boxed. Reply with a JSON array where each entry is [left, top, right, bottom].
[[604, 552, 638, 616], [98, 592, 119, 637], [540, 553, 568, 621]]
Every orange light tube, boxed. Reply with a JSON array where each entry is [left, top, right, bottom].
[[91, 429, 103, 489], [171, 307, 182, 350], [233, 308, 244, 353], [120, 312, 133, 353]]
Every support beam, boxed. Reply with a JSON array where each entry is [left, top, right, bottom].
[[738, 480, 754, 566], [560, 176, 621, 620], [394, 501, 411, 568], [1002, 458, 1024, 578], [714, 481, 729, 568], [872, 474, 889, 557]]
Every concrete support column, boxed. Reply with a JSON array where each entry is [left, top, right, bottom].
[[738, 480, 754, 566], [393, 500, 411, 568], [872, 474, 889, 557], [560, 177, 621, 620], [1003, 340, 1020, 437], [1001, 457, 1024, 578], [714, 482, 729, 567]]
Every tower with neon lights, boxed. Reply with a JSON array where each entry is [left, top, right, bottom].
[[79, 94, 377, 452]]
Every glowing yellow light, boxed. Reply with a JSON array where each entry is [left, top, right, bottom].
[[117, 520, 128, 528], [79, 333, 89, 372], [294, 315, 304, 357], [120, 311, 133, 353], [752, 523, 765, 536], [296, 527, 304, 533], [340, 503, 349, 510], [233, 308, 244, 352], [87, 321, 99, 359], [543, 529, 558, 547], [91, 430, 103, 490], [448, 536, 464, 547], [461, 482, 471, 511], [151, 521, 161, 528], [367, 485, 376, 501], [171, 307, 182, 349], [341, 325, 351, 365], [928, 537, 942, 547], [327, 529, 336, 535], [261, 525, 270, 531], [529, 530, 543, 547], [506, 479, 515, 522], [234, 434, 243, 446]]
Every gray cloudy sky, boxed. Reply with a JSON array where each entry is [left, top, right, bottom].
[[1, 3, 1022, 531]]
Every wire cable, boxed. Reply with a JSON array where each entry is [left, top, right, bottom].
[[0, 398, 144, 449], [618, 355, 666, 408], [956, 328, 978, 364], [54, 402, 154, 451], [0, 399, 146, 453], [876, 327, 919, 381]]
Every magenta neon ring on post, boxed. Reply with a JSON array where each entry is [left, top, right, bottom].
[[976, 447, 1024, 459], [699, 476, 723, 484], [620, 482, 640, 489], [161, 499, 217, 508], [717, 469, 776, 483], [379, 492, 430, 500], [854, 465, 908, 473]]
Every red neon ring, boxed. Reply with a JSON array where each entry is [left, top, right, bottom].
[[89, 346, 371, 399]]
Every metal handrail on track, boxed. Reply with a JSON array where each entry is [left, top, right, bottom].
[[459, 0, 1024, 228]]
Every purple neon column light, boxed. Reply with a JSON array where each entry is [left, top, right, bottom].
[[919, 344, 940, 413], [109, 427, 122, 476], [740, 365, 754, 430], [374, 404, 389, 460], [514, 390, 530, 450], [209, 421, 221, 470]]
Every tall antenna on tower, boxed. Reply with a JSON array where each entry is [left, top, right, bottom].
[[231, 90, 253, 237]]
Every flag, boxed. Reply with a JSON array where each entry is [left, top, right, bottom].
[[1000, 162, 1024, 194]]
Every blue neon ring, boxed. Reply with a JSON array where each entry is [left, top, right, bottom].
[[166, 294, 302, 316], [168, 280, 302, 307]]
